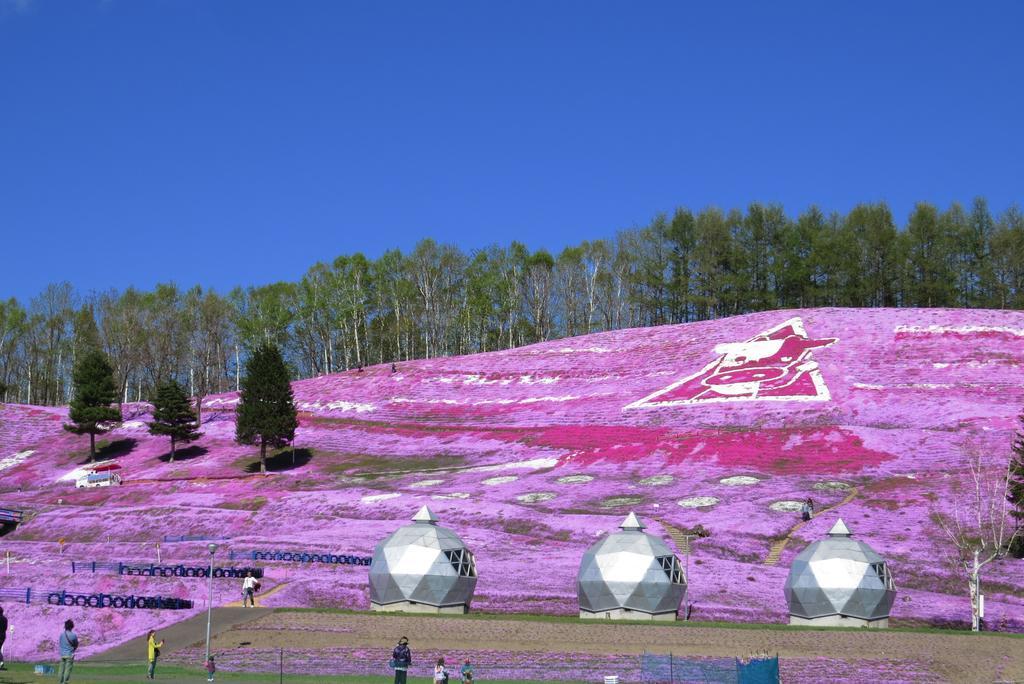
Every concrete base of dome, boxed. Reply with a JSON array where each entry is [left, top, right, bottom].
[[580, 608, 676, 621], [789, 614, 889, 628], [371, 601, 468, 614]]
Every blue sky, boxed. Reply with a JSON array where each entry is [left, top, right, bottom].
[[1, 1, 1022, 303]]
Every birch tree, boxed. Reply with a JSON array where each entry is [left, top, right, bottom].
[[933, 440, 1023, 631]]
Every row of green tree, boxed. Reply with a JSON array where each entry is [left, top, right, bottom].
[[2, 198, 1023, 406], [67, 344, 295, 474]]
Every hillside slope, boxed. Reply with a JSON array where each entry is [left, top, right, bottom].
[[1, 308, 1023, 657]]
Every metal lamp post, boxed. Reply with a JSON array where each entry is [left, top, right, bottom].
[[204, 543, 218, 663], [678, 533, 698, 621]]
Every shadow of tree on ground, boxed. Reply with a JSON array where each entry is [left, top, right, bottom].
[[244, 448, 313, 473], [158, 445, 209, 463], [80, 438, 138, 464]]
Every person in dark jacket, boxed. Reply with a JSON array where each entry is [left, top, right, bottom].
[[391, 636, 411, 684], [801, 497, 814, 522], [0, 607, 7, 670]]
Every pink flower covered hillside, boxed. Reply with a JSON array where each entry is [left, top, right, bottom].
[[0, 307, 1023, 658]]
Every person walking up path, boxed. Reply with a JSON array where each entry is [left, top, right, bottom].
[[146, 629, 164, 679], [242, 572, 259, 607], [391, 636, 411, 684], [58, 620, 78, 684]]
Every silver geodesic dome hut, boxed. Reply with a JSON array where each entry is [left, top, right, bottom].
[[784, 518, 896, 627], [577, 512, 686, 621], [368, 506, 477, 614]]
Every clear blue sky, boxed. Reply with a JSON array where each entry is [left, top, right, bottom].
[[1, 1, 1022, 303]]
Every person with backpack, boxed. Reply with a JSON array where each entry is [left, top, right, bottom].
[[146, 629, 164, 679], [460, 658, 474, 682], [57, 620, 78, 684], [390, 636, 411, 684], [434, 656, 449, 684]]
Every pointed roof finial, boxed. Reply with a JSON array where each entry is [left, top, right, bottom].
[[828, 518, 852, 537], [412, 505, 439, 524], [619, 512, 646, 531]]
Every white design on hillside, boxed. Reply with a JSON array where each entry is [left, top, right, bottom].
[[625, 317, 838, 409]]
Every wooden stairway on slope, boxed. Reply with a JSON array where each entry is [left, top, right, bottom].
[[763, 487, 859, 566]]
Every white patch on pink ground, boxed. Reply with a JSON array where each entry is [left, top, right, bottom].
[[720, 476, 760, 486], [677, 496, 719, 508], [203, 397, 239, 407], [556, 475, 594, 484], [482, 476, 518, 486], [361, 492, 401, 503], [517, 492, 556, 503], [895, 324, 1024, 336], [0, 450, 33, 472], [299, 400, 376, 412], [472, 458, 558, 473], [408, 479, 444, 488], [58, 464, 93, 482]]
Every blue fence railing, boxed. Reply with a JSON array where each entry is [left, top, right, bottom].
[[230, 550, 372, 566], [71, 561, 263, 579], [45, 590, 193, 610], [0, 587, 31, 604], [119, 563, 263, 579], [69, 561, 121, 573], [0, 507, 24, 524]]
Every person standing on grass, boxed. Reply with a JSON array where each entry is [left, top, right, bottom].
[[206, 653, 216, 682], [460, 658, 474, 682], [57, 619, 78, 684], [242, 571, 258, 607], [391, 636, 411, 684], [146, 629, 164, 679], [0, 606, 8, 671], [434, 656, 449, 684]]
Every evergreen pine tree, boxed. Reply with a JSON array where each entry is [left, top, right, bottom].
[[72, 305, 102, 361], [148, 380, 201, 463], [1007, 413, 1024, 558], [235, 345, 298, 474], [64, 350, 121, 462]]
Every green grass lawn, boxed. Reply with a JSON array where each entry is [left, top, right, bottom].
[[0, 662, 575, 684]]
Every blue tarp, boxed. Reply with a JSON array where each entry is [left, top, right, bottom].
[[640, 653, 780, 684]]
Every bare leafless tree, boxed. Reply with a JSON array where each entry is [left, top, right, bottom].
[[934, 440, 1023, 631]]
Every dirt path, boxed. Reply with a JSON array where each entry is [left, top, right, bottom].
[[764, 487, 859, 565], [203, 610, 1024, 683], [89, 607, 272, 663]]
